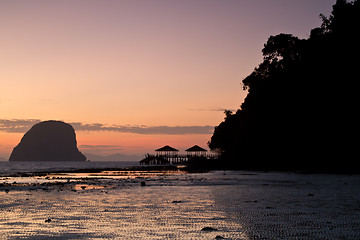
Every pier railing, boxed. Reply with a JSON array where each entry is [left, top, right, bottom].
[[140, 153, 219, 165]]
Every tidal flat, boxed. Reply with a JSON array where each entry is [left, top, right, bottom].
[[1, 170, 360, 239]]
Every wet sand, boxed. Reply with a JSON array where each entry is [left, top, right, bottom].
[[1, 170, 360, 239]]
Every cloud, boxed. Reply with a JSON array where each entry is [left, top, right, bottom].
[[186, 108, 235, 112], [0, 119, 213, 135], [0, 119, 41, 133], [68, 122, 214, 135], [78, 145, 124, 151]]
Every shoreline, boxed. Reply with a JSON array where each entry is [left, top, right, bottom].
[[1, 162, 358, 178]]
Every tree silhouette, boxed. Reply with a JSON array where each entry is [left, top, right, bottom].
[[209, 0, 360, 173]]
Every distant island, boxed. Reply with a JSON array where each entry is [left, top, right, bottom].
[[9, 120, 86, 162]]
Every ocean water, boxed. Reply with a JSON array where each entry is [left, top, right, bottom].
[[0, 161, 138, 176]]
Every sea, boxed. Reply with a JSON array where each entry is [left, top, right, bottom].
[[0, 161, 138, 176]]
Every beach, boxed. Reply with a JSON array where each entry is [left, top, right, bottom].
[[1, 167, 360, 239]]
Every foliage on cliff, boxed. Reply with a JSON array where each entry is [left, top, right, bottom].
[[209, 0, 360, 172]]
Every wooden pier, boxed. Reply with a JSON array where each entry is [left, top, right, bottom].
[[139, 145, 218, 166], [139, 153, 218, 165]]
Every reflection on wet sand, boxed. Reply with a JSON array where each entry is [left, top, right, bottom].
[[1, 171, 360, 239], [0, 171, 248, 239]]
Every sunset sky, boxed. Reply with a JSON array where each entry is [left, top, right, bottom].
[[0, 0, 334, 159]]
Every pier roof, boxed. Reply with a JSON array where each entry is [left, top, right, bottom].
[[155, 145, 179, 152], [185, 145, 207, 152]]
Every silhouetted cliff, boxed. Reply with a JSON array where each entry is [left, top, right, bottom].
[[209, 0, 360, 173], [9, 120, 86, 162]]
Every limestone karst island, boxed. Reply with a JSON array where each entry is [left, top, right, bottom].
[[9, 120, 86, 162]]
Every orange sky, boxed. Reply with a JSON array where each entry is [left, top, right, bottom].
[[0, 0, 334, 159]]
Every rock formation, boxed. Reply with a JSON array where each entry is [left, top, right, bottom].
[[9, 120, 86, 162]]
